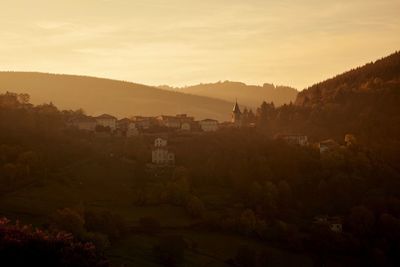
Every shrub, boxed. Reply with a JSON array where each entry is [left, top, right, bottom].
[[0, 217, 108, 267]]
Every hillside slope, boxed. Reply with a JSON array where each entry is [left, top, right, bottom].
[[0, 72, 233, 121], [162, 81, 298, 109], [286, 51, 400, 141], [296, 51, 400, 107]]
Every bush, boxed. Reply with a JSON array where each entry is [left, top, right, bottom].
[[0, 217, 108, 267]]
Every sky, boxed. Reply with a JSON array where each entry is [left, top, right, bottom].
[[0, 0, 399, 90]]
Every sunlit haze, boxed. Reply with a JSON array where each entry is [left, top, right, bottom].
[[1, 0, 399, 89]]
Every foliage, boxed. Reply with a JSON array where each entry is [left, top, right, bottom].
[[0, 217, 108, 267], [153, 235, 187, 267]]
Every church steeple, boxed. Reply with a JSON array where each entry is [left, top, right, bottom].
[[233, 99, 241, 114], [232, 99, 242, 126]]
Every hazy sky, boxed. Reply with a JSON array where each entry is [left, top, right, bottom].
[[1, 0, 399, 89]]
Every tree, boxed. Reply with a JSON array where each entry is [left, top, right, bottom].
[[185, 196, 205, 219], [239, 209, 258, 235], [348, 206, 375, 237], [235, 245, 256, 267], [138, 216, 161, 234], [153, 235, 187, 267]]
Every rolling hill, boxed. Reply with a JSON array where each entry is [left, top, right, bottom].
[[161, 81, 298, 109], [0, 72, 234, 121]]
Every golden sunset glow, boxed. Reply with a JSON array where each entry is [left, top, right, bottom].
[[1, 0, 399, 89]]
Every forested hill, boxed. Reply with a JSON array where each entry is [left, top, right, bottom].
[[162, 81, 298, 109], [296, 51, 400, 106], [253, 51, 400, 147], [0, 72, 233, 121]]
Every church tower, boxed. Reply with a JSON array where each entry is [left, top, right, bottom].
[[232, 100, 242, 126]]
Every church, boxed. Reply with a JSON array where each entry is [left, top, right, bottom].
[[232, 100, 242, 127]]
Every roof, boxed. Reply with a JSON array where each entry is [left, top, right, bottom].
[[319, 139, 338, 147], [131, 116, 152, 121], [233, 100, 241, 114], [96, 114, 117, 120], [118, 118, 131, 123], [71, 116, 97, 123], [201, 119, 218, 122], [275, 133, 307, 139], [158, 115, 180, 121]]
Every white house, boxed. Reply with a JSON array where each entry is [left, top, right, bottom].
[[96, 114, 117, 131], [181, 122, 191, 131], [276, 134, 308, 146], [318, 139, 339, 154], [157, 115, 181, 129], [69, 117, 97, 131], [154, 137, 168, 147], [152, 138, 175, 165], [199, 119, 219, 132], [313, 216, 343, 233]]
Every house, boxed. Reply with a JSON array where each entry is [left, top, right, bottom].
[[154, 137, 167, 147], [199, 119, 219, 132], [126, 125, 139, 137], [176, 114, 194, 123], [319, 139, 339, 154], [344, 134, 357, 147], [68, 116, 97, 131], [132, 116, 154, 130], [96, 114, 117, 131], [313, 216, 343, 233], [181, 122, 191, 131], [117, 118, 132, 130], [276, 134, 308, 146], [152, 138, 175, 165], [157, 115, 181, 129], [117, 118, 139, 137]]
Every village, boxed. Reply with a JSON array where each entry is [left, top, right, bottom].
[[68, 100, 251, 136], [68, 100, 356, 170]]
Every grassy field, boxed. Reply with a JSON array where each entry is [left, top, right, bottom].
[[0, 155, 314, 267], [107, 229, 313, 267]]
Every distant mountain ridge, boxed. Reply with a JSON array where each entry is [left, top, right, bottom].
[[0, 72, 234, 121], [161, 81, 298, 109]]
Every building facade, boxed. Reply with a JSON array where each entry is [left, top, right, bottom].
[[318, 139, 339, 154], [117, 118, 139, 137], [276, 134, 309, 146], [199, 119, 219, 132], [152, 138, 175, 165], [95, 114, 117, 131], [69, 117, 97, 131]]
